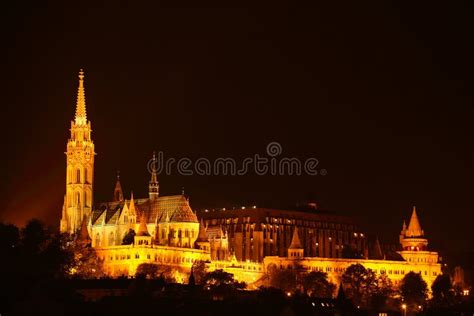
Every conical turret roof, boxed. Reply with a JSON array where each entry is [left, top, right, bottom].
[[137, 212, 150, 236], [406, 206, 423, 237], [289, 226, 303, 249]]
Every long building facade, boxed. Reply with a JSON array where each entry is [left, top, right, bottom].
[[60, 71, 441, 288], [199, 207, 366, 263]]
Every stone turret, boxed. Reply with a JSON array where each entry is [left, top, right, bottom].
[[134, 212, 151, 246], [400, 206, 428, 251]]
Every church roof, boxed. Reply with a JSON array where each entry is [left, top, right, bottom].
[[91, 194, 198, 226], [289, 226, 303, 249]]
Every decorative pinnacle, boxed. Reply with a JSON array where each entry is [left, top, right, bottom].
[[75, 69, 87, 125]]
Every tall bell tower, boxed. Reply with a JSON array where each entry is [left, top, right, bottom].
[[60, 70, 95, 234]]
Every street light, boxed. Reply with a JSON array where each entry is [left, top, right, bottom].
[[401, 304, 407, 316]]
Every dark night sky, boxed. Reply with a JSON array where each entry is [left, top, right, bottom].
[[1, 1, 473, 252]]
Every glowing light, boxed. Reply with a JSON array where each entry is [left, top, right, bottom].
[[286, 292, 291, 297], [402, 304, 406, 310], [241, 206, 245, 209], [252, 205, 256, 209]]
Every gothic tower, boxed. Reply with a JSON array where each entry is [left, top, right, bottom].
[[149, 151, 159, 200], [60, 70, 95, 234]]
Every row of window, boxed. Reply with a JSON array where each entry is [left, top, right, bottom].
[[67, 168, 91, 184], [68, 191, 91, 208], [106, 253, 198, 264], [285, 265, 438, 277], [206, 217, 355, 232]]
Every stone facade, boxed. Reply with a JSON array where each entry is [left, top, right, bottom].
[[199, 206, 366, 262]]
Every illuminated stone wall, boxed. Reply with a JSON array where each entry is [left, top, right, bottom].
[[96, 244, 210, 279], [263, 255, 442, 287]]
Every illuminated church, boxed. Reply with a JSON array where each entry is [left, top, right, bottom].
[[60, 71, 441, 287]]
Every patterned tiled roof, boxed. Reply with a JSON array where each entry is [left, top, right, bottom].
[[91, 194, 198, 226]]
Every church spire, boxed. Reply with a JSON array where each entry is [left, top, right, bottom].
[[149, 151, 159, 200], [129, 192, 136, 216], [75, 69, 87, 125], [113, 171, 124, 201]]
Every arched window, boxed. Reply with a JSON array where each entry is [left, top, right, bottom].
[[109, 232, 115, 246], [84, 191, 88, 207], [84, 168, 88, 183], [95, 233, 101, 247], [76, 169, 81, 183], [76, 192, 81, 205]]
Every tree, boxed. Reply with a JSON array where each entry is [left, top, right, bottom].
[[122, 229, 136, 245], [266, 264, 298, 294], [136, 263, 160, 279], [202, 269, 246, 293], [341, 264, 378, 308], [400, 271, 428, 309], [62, 234, 105, 279], [301, 271, 336, 298], [191, 260, 208, 284], [135, 263, 185, 282], [370, 273, 396, 310], [431, 274, 454, 308]]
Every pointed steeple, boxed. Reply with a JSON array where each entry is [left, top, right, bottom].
[[113, 171, 124, 201], [289, 226, 303, 249], [129, 192, 136, 216], [148, 151, 159, 200], [137, 211, 150, 236], [406, 206, 423, 237], [75, 69, 87, 125]]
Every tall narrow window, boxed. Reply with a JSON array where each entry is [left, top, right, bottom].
[[109, 232, 115, 246], [76, 169, 81, 183], [76, 192, 81, 205], [84, 191, 88, 207], [84, 168, 88, 183], [95, 233, 101, 247]]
